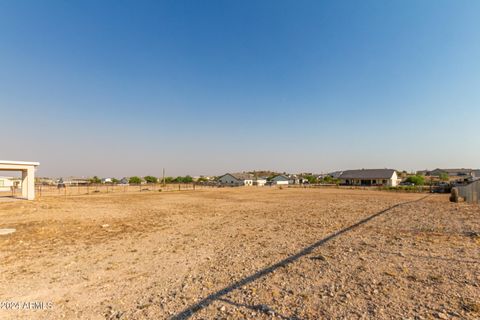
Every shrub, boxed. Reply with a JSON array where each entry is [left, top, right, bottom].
[[144, 176, 158, 184], [163, 177, 174, 183], [405, 175, 425, 186], [173, 176, 193, 183], [439, 173, 449, 181], [304, 175, 318, 184], [129, 176, 142, 184], [89, 176, 101, 184]]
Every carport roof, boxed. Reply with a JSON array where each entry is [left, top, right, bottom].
[[0, 160, 40, 166]]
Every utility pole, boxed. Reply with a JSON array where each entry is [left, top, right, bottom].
[[162, 168, 166, 187]]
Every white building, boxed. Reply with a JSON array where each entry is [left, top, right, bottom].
[[0, 177, 20, 192], [58, 177, 90, 186], [218, 173, 254, 186], [254, 178, 267, 186], [271, 175, 290, 185]]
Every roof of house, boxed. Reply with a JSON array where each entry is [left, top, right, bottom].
[[272, 175, 290, 181], [339, 169, 396, 180], [328, 171, 344, 178], [221, 173, 254, 181], [429, 168, 474, 176]]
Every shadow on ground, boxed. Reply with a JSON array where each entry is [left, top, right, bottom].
[[171, 196, 429, 320]]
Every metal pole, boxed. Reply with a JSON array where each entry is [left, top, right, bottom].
[[162, 168, 166, 187]]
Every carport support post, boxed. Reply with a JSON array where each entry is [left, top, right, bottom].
[[21, 168, 35, 200]]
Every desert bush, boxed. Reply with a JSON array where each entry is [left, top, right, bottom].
[[129, 176, 142, 184], [173, 176, 193, 183], [144, 176, 158, 184], [405, 175, 425, 186], [89, 176, 101, 184], [439, 173, 449, 181]]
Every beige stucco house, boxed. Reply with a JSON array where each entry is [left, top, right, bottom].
[[339, 169, 400, 187]]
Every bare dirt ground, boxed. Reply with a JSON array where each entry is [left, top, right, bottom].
[[0, 188, 479, 319]]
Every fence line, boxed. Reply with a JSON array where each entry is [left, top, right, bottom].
[[286, 184, 433, 193], [452, 180, 480, 204], [1, 182, 452, 200], [33, 183, 215, 198]]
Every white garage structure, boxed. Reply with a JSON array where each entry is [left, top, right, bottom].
[[0, 160, 40, 200], [271, 175, 290, 185]]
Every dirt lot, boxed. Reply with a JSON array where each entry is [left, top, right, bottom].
[[0, 188, 479, 319]]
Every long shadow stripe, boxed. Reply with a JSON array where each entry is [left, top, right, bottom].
[[171, 195, 429, 319]]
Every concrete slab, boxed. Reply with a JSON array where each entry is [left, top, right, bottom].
[[0, 228, 16, 235]]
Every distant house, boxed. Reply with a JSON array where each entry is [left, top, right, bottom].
[[37, 177, 55, 185], [418, 168, 480, 181], [294, 176, 310, 184], [218, 173, 254, 186], [0, 177, 20, 192], [327, 171, 344, 179], [102, 178, 113, 184], [271, 175, 290, 185], [416, 170, 428, 176], [57, 177, 90, 186], [339, 169, 399, 187], [423, 168, 475, 178], [254, 177, 267, 186], [119, 177, 129, 185]]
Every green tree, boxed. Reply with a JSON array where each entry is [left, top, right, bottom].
[[144, 176, 158, 184], [405, 175, 425, 186], [304, 175, 318, 184], [173, 175, 193, 183], [183, 175, 193, 183], [321, 176, 340, 185], [439, 173, 449, 181], [129, 176, 142, 184], [163, 177, 174, 183], [111, 178, 119, 184], [90, 176, 101, 184], [321, 176, 332, 184]]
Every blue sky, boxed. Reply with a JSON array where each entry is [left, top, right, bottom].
[[1, 0, 479, 177]]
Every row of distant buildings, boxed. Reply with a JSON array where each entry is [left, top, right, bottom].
[[217, 168, 480, 187], [416, 168, 480, 179], [218, 173, 311, 186], [217, 170, 402, 187], [2, 168, 478, 191]]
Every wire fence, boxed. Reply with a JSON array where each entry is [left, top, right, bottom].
[[286, 184, 436, 193], [0, 183, 218, 199], [0, 181, 453, 200]]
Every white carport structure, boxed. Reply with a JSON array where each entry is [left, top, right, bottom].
[[0, 160, 40, 200]]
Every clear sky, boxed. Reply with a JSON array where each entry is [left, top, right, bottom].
[[1, 0, 479, 178]]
